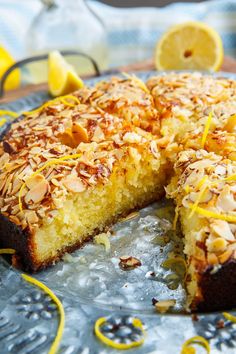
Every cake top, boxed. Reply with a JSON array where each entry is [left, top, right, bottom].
[[167, 149, 236, 267], [0, 77, 161, 231]]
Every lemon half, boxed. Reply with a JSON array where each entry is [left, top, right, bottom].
[[0, 46, 20, 91], [155, 21, 224, 71], [48, 51, 84, 97]]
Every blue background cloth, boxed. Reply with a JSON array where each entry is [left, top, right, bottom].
[[0, 0, 236, 67]]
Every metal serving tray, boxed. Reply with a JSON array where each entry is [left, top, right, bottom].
[[0, 72, 236, 354]]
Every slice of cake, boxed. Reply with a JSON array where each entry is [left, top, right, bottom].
[[166, 149, 236, 311], [0, 92, 168, 271]]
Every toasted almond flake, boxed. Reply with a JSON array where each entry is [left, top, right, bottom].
[[123, 132, 142, 144], [218, 249, 233, 264], [25, 174, 46, 190], [154, 299, 176, 313], [211, 219, 235, 241], [119, 256, 142, 270], [72, 122, 89, 144], [207, 237, 228, 253], [62, 175, 85, 193], [25, 179, 49, 204]]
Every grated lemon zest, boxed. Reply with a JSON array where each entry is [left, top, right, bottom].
[[122, 72, 150, 93], [94, 316, 145, 350], [188, 204, 236, 223], [201, 111, 213, 148], [0, 248, 16, 254], [181, 336, 210, 354], [21, 274, 65, 354], [188, 176, 209, 219], [18, 153, 81, 212], [223, 312, 236, 323]]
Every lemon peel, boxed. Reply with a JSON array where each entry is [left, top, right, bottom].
[[223, 312, 236, 323], [23, 95, 80, 116], [18, 153, 81, 212], [181, 336, 210, 354], [201, 112, 213, 148], [0, 118, 7, 128], [122, 72, 149, 93], [21, 274, 65, 354], [0, 248, 15, 254], [188, 204, 236, 223], [188, 176, 209, 219], [0, 110, 18, 118], [94, 316, 145, 350]]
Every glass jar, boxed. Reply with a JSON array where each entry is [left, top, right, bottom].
[[25, 0, 108, 83]]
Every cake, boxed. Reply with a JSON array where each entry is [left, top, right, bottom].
[[0, 72, 235, 312], [166, 149, 236, 312], [0, 78, 169, 272]]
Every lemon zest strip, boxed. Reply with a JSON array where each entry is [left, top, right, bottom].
[[188, 176, 208, 219], [21, 274, 65, 354], [181, 336, 210, 354], [18, 153, 81, 212], [188, 204, 236, 223], [94, 316, 145, 350], [223, 312, 236, 323], [0, 248, 16, 254], [201, 111, 213, 148], [23, 95, 80, 116], [122, 72, 150, 93], [0, 110, 18, 118], [0, 118, 7, 127]]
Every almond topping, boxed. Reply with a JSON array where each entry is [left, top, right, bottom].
[[154, 299, 176, 313], [211, 220, 235, 241], [72, 122, 89, 144], [25, 179, 49, 204], [207, 237, 227, 253], [119, 256, 141, 270], [62, 175, 85, 193]]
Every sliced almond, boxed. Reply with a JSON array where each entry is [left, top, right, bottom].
[[119, 256, 141, 270], [211, 220, 235, 241], [63, 175, 86, 193], [155, 299, 176, 313], [25, 179, 49, 204], [207, 237, 227, 253], [25, 174, 46, 190], [72, 122, 89, 144], [224, 114, 236, 133], [218, 249, 233, 264], [92, 126, 105, 143]]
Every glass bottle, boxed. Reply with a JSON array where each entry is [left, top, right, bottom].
[[25, 0, 108, 83]]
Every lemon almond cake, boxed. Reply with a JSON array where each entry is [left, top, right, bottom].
[[0, 73, 235, 312]]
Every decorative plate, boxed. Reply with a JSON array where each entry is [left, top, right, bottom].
[[1, 71, 236, 354]]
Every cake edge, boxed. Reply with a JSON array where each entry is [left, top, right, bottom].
[[0, 193, 164, 273]]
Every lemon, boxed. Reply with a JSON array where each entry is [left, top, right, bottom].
[[155, 22, 223, 71], [0, 46, 20, 91], [48, 51, 84, 97]]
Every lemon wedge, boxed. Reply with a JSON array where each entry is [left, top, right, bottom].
[[155, 21, 223, 71], [48, 51, 84, 97], [0, 46, 20, 91]]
